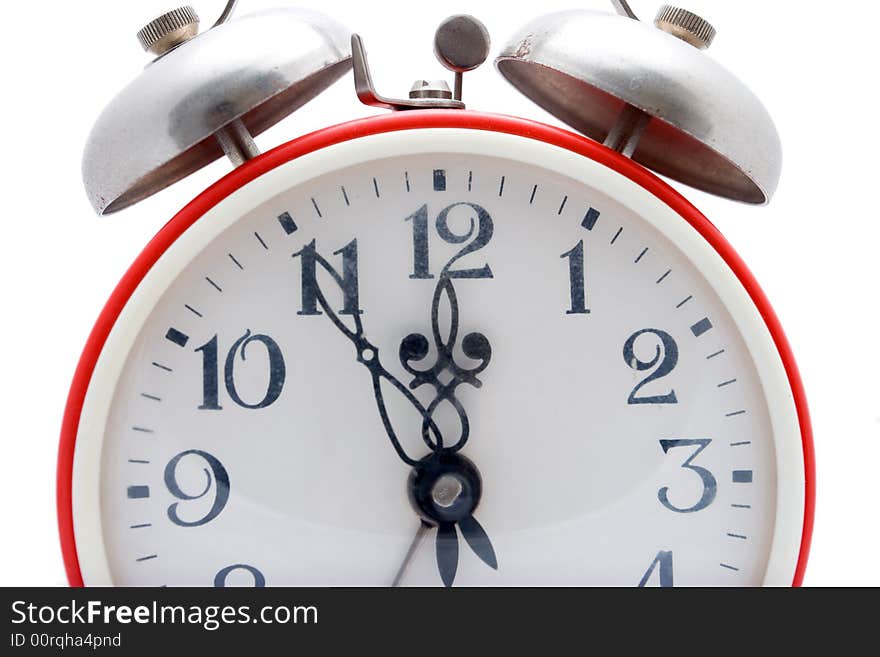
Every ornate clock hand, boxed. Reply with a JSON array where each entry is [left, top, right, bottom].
[[305, 258, 444, 465], [304, 251, 497, 586]]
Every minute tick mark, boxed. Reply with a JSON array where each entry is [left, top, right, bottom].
[[498, 176, 505, 196], [634, 247, 648, 263], [529, 184, 537, 204], [719, 563, 740, 572], [718, 378, 737, 388], [151, 362, 172, 372], [254, 231, 269, 249], [205, 277, 223, 293], [184, 304, 202, 318], [656, 269, 671, 284], [373, 177, 381, 198], [706, 349, 725, 359], [228, 253, 244, 270], [140, 393, 162, 402], [467, 171, 472, 192], [676, 295, 693, 308], [341, 186, 350, 206], [557, 195, 568, 214], [311, 198, 323, 218], [610, 227, 623, 244], [136, 555, 158, 563]]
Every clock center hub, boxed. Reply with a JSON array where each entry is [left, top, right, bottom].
[[408, 452, 482, 524]]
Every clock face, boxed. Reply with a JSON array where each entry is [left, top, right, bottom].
[[69, 125, 806, 587]]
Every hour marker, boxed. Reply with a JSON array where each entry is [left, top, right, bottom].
[[136, 555, 158, 562], [726, 410, 747, 417], [228, 253, 244, 270], [610, 227, 623, 244], [184, 304, 202, 318], [206, 277, 222, 293], [254, 231, 268, 249], [373, 177, 381, 197], [656, 269, 671, 284], [529, 184, 538, 204], [433, 169, 446, 191], [165, 327, 189, 347], [277, 212, 297, 235], [706, 349, 725, 359], [498, 176, 506, 196], [151, 362, 172, 372], [140, 393, 161, 402], [676, 295, 692, 308], [130, 523, 152, 529], [341, 186, 350, 206], [732, 470, 753, 483], [311, 198, 322, 217], [581, 207, 599, 230], [635, 247, 648, 263], [557, 195, 568, 214], [127, 485, 150, 499], [690, 317, 713, 337], [719, 563, 740, 572]]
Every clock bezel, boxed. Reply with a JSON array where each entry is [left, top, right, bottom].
[[57, 110, 815, 587]]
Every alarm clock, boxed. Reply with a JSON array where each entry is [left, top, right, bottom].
[[58, 0, 814, 587]]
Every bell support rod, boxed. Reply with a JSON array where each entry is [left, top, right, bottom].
[[603, 104, 651, 157], [214, 119, 261, 167]]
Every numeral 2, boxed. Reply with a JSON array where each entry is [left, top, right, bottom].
[[622, 328, 679, 404]]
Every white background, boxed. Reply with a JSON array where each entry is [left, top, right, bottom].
[[1, 0, 876, 586]]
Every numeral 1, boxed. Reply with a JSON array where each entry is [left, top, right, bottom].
[[560, 240, 589, 314], [405, 204, 433, 279]]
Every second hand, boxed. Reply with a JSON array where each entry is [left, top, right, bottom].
[[391, 521, 433, 587]]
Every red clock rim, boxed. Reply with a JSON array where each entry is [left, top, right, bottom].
[[57, 109, 815, 587]]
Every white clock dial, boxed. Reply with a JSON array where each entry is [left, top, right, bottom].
[[71, 129, 804, 586]]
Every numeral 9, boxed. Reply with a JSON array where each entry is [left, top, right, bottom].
[[164, 449, 230, 527]]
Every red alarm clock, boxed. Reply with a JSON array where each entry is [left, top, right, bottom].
[[59, 0, 813, 587]]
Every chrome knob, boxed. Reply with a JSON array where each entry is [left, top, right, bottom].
[[137, 6, 200, 56], [654, 5, 716, 49]]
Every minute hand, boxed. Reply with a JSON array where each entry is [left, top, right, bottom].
[[307, 263, 442, 466]]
